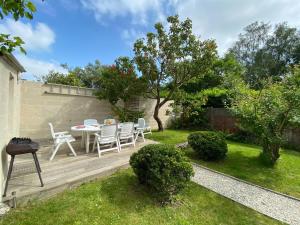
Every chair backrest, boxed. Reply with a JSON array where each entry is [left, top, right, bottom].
[[120, 122, 134, 136], [137, 118, 146, 129], [48, 123, 55, 139], [84, 119, 98, 126], [101, 124, 117, 138], [104, 118, 116, 125]]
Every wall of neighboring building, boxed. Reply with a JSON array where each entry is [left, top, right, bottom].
[[0, 57, 21, 202]]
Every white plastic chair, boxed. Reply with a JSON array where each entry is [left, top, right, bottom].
[[103, 118, 116, 125], [92, 124, 120, 157], [119, 122, 135, 150], [48, 123, 77, 161], [134, 118, 152, 142], [84, 119, 98, 126]]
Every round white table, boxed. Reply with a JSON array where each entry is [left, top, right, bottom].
[[71, 123, 139, 153], [71, 125, 100, 153]]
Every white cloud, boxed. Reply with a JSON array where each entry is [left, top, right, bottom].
[[81, 0, 300, 55], [16, 54, 67, 80], [0, 19, 55, 52], [172, 0, 300, 54], [121, 28, 145, 46], [80, 0, 166, 25]]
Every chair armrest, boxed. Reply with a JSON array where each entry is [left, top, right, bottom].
[[54, 131, 69, 137], [94, 133, 101, 138]]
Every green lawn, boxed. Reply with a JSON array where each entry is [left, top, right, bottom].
[[146, 130, 300, 199], [0, 169, 281, 225]]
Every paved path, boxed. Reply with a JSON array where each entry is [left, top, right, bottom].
[[192, 164, 300, 225]]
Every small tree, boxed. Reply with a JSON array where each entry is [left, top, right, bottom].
[[95, 57, 146, 121], [134, 15, 217, 131], [0, 0, 37, 54], [231, 66, 300, 165]]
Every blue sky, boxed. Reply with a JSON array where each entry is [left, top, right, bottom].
[[1, 0, 299, 80]]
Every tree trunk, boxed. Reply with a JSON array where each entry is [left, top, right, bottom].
[[261, 139, 280, 166], [154, 99, 164, 131]]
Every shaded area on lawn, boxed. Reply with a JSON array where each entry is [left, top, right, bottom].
[[147, 130, 300, 199], [0, 169, 280, 225]]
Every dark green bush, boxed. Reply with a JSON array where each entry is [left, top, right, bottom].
[[130, 144, 194, 204], [188, 131, 228, 161], [226, 129, 259, 145]]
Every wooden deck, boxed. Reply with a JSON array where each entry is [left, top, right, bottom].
[[3, 138, 156, 206]]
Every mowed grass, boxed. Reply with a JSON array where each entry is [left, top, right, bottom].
[[146, 130, 300, 199], [0, 169, 281, 225], [147, 129, 193, 145]]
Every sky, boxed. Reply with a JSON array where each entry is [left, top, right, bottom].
[[1, 0, 300, 80]]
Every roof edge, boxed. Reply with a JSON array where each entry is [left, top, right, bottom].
[[0, 53, 26, 73]]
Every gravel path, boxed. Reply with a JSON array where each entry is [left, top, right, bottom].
[[192, 164, 300, 225]]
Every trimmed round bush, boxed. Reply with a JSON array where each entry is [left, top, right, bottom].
[[188, 131, 228, 161], [130, 144, 194, 204]]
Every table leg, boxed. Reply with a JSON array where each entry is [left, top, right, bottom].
[[86, 132, 90, 153], [81, 131, 85, 148]]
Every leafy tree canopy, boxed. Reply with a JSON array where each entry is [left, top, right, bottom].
[[40, 60, 103, 88], [0, 0, 36, 54], [95, 56, 145, 105], [231, 65, 300, 165], [134, 15, 217, 130], [230, 21, 300, 89]]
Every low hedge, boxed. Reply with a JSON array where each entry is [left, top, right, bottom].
[[130, 144, 194, 204], [188, 131, 228, 161]]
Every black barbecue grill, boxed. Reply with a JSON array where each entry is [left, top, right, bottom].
[[3, 138, 44, 197]]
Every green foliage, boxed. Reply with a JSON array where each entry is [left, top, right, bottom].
[[188, 131, 228, 161], [134, 15, 217, 130], [112, 106, 144, 122], [41, 71, 84, 87], [69, 60, 103, 88], [226, 130, 259, 145], [230, 22, 300, 89], [130, 144, 194, 204], [202, 88, 230, 107], [0, 34, 26, 54], [95, 57, 145, 105], [231, 66, 300, 165], [170, 54, 243, 129], [0, 0, 36, 54], [41, 60, 103, 88]]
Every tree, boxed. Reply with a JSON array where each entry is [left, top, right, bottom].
[[230, 22, 300, 89], [40, 60, 103, 88], [70, 60, 103, 88], [0, 0, 36, 54], [134, 15, 217, 131], [171, 53, 243, 128], [95, 57, 146, 121], [231, 66, 300, 165], [41, 70, 84, 87]]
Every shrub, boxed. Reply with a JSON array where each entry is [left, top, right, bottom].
[[112, 106, 144, 122], [226, 129, 259, 145], [188, 131, 228, 161], [130, 144, 194, 204]]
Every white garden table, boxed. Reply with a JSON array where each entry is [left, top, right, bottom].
[[71, 124, 101, 153], [71, 123, 139, 154]]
